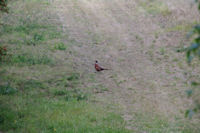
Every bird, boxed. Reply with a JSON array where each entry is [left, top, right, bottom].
[[94, 60, 109, 72]]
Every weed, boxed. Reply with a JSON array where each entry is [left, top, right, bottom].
[[54, 42, 67, 50], [160, 47, 165, 55], [65, 92, 74, 101], [76, 93, 87, 101], [67, 73, 80, 81], [101, 87, 109, 92], [33, 33, 44, 42]]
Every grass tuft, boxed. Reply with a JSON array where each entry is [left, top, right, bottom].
[[54, 42, 67, 50], [0, 84, 17, 95], [67, 73, 80, 81]]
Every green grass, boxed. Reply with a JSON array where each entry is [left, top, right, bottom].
[[53, 88, 88, 101], [160, 47, 165, 55], [165, 23, 195, 33], [0, 59, 130, 132], [18, 79, 46, 90], [0, 95, 129, 133], [1, 21, 61, 46], [2, 0, 199, 132], [0, 69, 128, 132], [54, 42, 67, 50], [93, 84, 109, 93], [0, 1, 130, 132], [130, 112, 198, 133], [10, 53, 53, 65], [0, 84, 17, 95], [139, 0, 171, 16]]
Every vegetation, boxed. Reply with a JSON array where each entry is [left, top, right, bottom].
[[0, 0, 129, 132], [185, 1, 200, 63], [182, 0, 200, 118], [186, 24, 200, 63], [0, 0, 8, 13], [1, 0, 200, 132]]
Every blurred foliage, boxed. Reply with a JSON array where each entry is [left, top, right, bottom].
[[177, 0, 200, 119], [0, 0, 8, 13], [0, 84, 17, 95], [0, 46, 7, 61], [186, 25, 200, 63], [186, 0, 200, 63]]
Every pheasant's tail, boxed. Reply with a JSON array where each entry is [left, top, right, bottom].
[[102, 68, 111, 70]]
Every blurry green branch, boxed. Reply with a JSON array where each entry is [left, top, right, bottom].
[[186, 0, 200, 63], [183, 0, 200, 118]]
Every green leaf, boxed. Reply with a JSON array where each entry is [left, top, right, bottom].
[[195, 36, 200, 43], [188, 43, 199, 51]]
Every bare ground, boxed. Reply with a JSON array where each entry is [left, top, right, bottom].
[[53, 0, 200, 132]]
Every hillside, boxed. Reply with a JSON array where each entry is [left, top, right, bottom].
[[0, 0, 200, 132]]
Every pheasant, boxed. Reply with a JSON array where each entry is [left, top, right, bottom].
[[94, 60, 109, 72]]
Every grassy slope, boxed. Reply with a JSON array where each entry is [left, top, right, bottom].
[[53, 0, 200, 132], [0, 0, 129, 132], [0, 0, 200, 133]]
